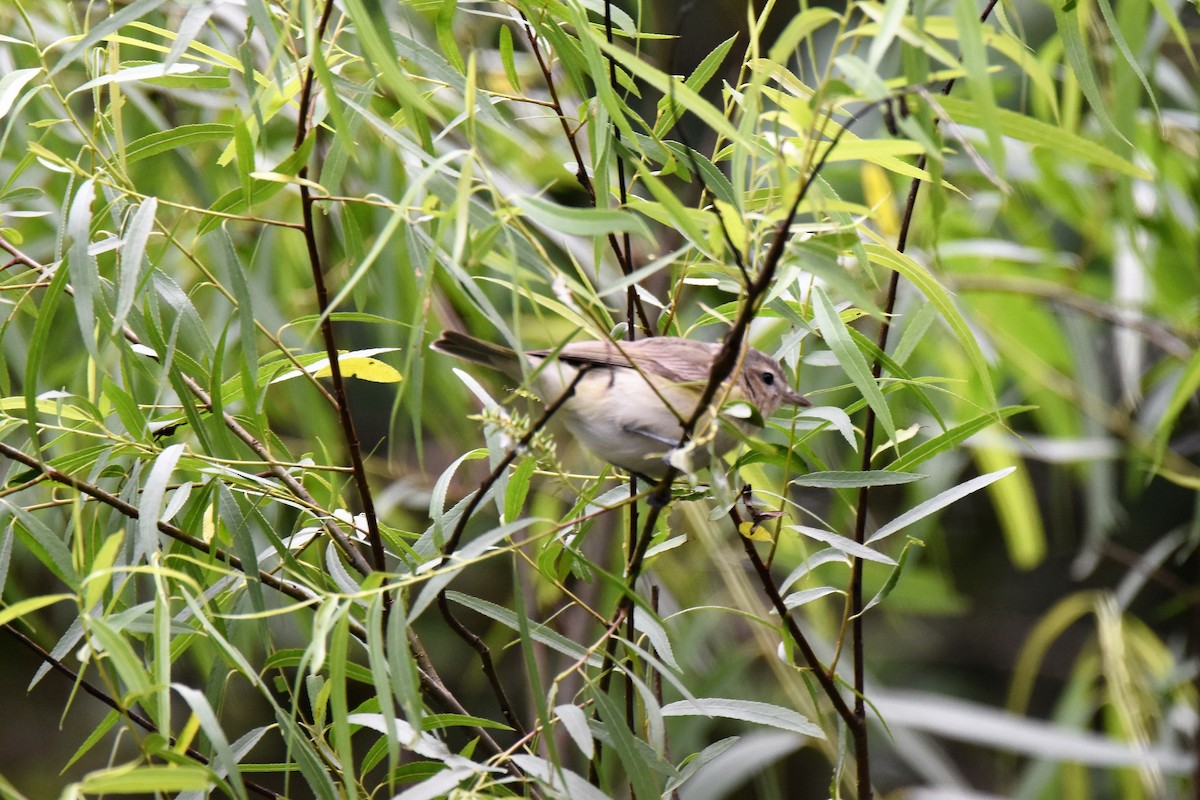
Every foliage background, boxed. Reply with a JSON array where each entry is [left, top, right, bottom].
[[0, 0, 1197, 798]]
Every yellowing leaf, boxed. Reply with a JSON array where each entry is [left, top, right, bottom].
[[271, 348, 403, 385], [313, 356, 402, 383], [862, 163, 899, 240], [739, 521, 774, 542]]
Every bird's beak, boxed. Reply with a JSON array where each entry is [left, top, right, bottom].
[[784, 388, 812, 407]]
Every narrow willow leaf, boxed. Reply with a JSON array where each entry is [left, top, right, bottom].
[[510, 756, 611, 800], [812, 286, 896, 444], [69, 63, 199, 96], [516, 194, 652, 238], [444, 591, 598, 665], [87, 616, 153, 699], [781, 586, 843, 610], [797, 405, 858, 452], [112, 196, 156, 334], [49, 0, 169, 76], [935, 96, 1145, 178], [555, 704, 594, 758], [64, 710, 120, 773], [339, 0, 436, 119], [138, 443, 185, 560], [435, 0, 464, 72], [77, 765, 211, 793], [174, 684, 246, 800], [662, 698, 824, 738], [0, 593, 74, 628], [868, 467, 1015, 544], [1050, 0, 1122, 142], [498, 23, 520, 91], [587, 689, 663, 800], [792, 470, 924, 488], [393, 767, 476, 800], [1, 499, 79, 588], [66, 178, 98, 357], [860, 537, 922, 615], [790, 525, 897, 564], [83, 530, 124, 623], [665, 736, 740, 794], [1152, 348, 1200, 467], [954, 0, 1004, 172], [888, 406, 1034, 473], [0, 68, 39, 120], [124, 122, 232, 164], [503, 456, 535, 523], [864, 243, 997, 408]]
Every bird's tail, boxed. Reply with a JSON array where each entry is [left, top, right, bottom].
[[431, 330, 521, 375]]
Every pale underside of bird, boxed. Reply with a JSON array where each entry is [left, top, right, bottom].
[[433, 331, 810, 479]]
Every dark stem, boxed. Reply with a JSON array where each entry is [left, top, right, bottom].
[[846, 5, 1001, 799], [433, 366, 595, 740], [291, 0, 388, 576], [4, 623, 284, 799], [516, 10, 653, 333]]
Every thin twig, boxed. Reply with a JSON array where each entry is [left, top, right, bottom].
[[434, 365, 595, 738], [515, 10, 654, 333], [847, 5, 1002, 799], [0, 441, 318, 604], [0, 234, 374, 576], [3, 623, 284, 800], [291, 0, 388, 575]]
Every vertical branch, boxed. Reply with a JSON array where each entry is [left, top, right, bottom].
[[292, 0, 386, 573], [517, 10, 654, 333], [847, 5, 1001, 799]]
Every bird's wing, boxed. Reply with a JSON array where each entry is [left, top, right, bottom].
[[532, 338, 723, 385]]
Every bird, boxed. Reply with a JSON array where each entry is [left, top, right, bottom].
[[432, 330, 810, 479]]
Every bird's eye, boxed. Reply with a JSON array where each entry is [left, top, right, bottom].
[[760, 371, 776, 386]]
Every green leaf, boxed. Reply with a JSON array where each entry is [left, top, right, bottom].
[[173, 684, 247, 800], [1, 499, 80, 588], [0, 593, 74, 628], [792, 470, 925, 488], [138, 443, 185, 559], [811, 286, 896, 445], [66, 178, 98, 358], [87, 616, 154, 699], [935, 96, 1146, 178], [661, 697, 824, 738], [49, 0, 170, 76], [77, 765, 211, 793], [0, 68, 40, 121], [124, 123, 232, 164], [515, 194, 652, 238], [112, 196, 156, 334], [1051, 0, 1123, 142], [436, 0, 464, 72], [867, 468, 1015, 544], [789, 525, 896, 565], [498, 23, 520, 91], [503, 456, 535, 523], [864, 244, 997, 408], [888, 406, 1034, 473], [445, 592, 601, 666]]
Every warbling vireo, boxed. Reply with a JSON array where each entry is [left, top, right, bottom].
[[433, 330, 810, 479]]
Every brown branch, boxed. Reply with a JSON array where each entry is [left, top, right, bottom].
[[3, 623, 284, 799], [516, 11, 654, 334], [0, 441, 318, 604], [847, 5, 1002, 798], [291, 0, 387, 576], [434, 365, 595, 740], [0, 234, 374, 576]]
